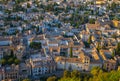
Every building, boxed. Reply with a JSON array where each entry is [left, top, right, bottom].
[[19, 63, 31, 79], [0, 37, 12, 46], [96, 0, 106, 5], [29, 54, 56, 77], [112, 20, 120, 28], [103, 59, 117, 71], [2, 64, 19, 81], [55, 54, 90, 71]]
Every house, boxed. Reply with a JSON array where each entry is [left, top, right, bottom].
[[2, 64, 19, 81], [71, 41, 84, 57], [112, 0, 120, 3], [14, 45, 25, 60], [0, 20, 4, 26], [55, 53, 90, 71], [117, 38, 120, 42], [0, 37, 12, 46], [59, 40, 69, 56], [114, 55, 120, 65], [19, 63, 31, 79], [112, 20, 120, 28], [103, 59, 117, 71], [29, 54, 56, 77], [26, 35, 34, 46], [89, 51, 102, 69], [96, 0, 106, 5], [100, 49, 112, 60], [32, 34, 47, 48], [80, 30, 90, 42], [86, 23, 101, 33], [48, 38, 60, 56]]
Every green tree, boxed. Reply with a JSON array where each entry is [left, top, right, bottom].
[[111, 50, 115, 58], [14, 59, 20, 65], [96, 42, 101, 53], [27, 3, 31, 8], [30, 42, 41, 49], [22, 78, 31, 81], [91, 66, 103, 76], [112, 33, 117, 39], [0, 59, 7, 65], [47, 76, 57, 81], [111, 2, 117, 10], [71, 70, 80, 78], [63, 70, 71, 78], [88, 19, 95, 24], [70, 47, 73, 58], [59, 77, 81, 81], [115, 42, 120, 55], [8, 58, 14, 65], [88, 35, 92, 44]]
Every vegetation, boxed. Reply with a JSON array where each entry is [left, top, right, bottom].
[[46, 67, 120, 81], [107, 2, 119, 13], [96, 42, 101, 53], [70, 47, 73, 58], [111, 33, 117, 39], [0, 50, 20, 66], [47, 76, 57, 81], [22, 78, 31, 81], [88, 19, 95, 24], [115, 42, 120, 56], [84, 42, 90, 48], [30, 42, 42, 49], [89, 70, 120, 81], [111, 50, 115, 58], [59, 70, 81, 81], [88, 35, 92, 45]]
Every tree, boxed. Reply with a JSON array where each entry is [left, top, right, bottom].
[[111, 2, 117, 10], [111, 50, 115, 58], [14, 59, 20, 65], [70, 47, 73, 58], [59, 77, 81, 81], [30, 42, 41, 49], [63, 70, 71, 78], [84, 41, 90, 48], [96, 42, 101, 53], [88, 35, 92, 44], [22, 78, 31, 81], [88, 19, 95, 24], [115, 42, 120, 55], [0, 59, 6, 65], [27, 3, 31, 8], [58, 68, 120, 81], [71, 70, 80, 78], [15, 0, 20, 4], [47, 76, 57, 81], [9, 49, 14, 57], [90, 66, 103, 76], [8, 58, 14, 65], [111, 33, 117, 39]]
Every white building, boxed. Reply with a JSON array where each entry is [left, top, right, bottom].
[[55, 54, 90, 71], [29, 54, 56, 77], [0, 37, 12, 46]]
